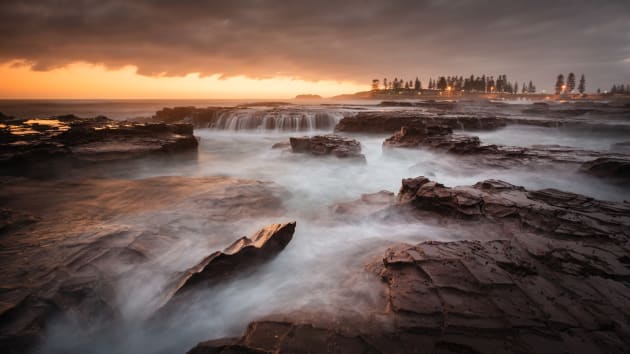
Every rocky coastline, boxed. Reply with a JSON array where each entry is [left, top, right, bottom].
[[1, 99, 629, 353]]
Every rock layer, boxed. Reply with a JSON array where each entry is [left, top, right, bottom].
[[159, 222, 296, 309], [580, 157, 630, 185], [0, 176, 289, 354], [0, 114, 197, 167], [289, 135, 366, 161], [335, 111, 509, 133], [186, 177, 630, 354]]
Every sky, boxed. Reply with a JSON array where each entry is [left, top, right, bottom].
[[0, 0, 629, 98]]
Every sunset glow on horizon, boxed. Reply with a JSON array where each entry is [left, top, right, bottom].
[[1, 61, 368, 99]]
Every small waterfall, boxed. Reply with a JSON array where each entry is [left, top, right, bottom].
[[197, 109, 344, 132]]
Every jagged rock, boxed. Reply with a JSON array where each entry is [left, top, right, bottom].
[[188, 178, 630, 354], [335, 111, 508, 133], [0, 115, 197, 167], [579, 158, 630, 184], [0, 209, 39, 234], [289, 135, 366, 161], [398, 176, 630, 238], [383, 126, 487, 154], [0, 176, 289, 353], [383, 125, 628, 171], [159, 222, 296, 309]]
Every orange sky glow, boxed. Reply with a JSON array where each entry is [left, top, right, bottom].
[[0, 61, 367, 99]]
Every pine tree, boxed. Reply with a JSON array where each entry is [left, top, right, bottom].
[[414, 77, 421, 91], [578, 74, 585, 94], [514, 82, 519, 95], [383, 78, 388, 91], [555, 74, 565, 94], [371, 79, 380, 91], [528, 81, 535, 93], [567, 73, 576, 93], [437, 77, 447, 90]]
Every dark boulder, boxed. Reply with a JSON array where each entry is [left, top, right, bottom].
[[580, 157, 630, 184], [335, 111, 508, 133], [0, 115, 198, 168], [289, 135, 366, 161], [159, 222, 296, 309]]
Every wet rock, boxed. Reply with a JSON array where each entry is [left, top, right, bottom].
[[398, 176, 630, 238], [335, 111, 508, 133], [0, 209, 39, 234], [0, 176, 289, 352], [383, 125, 487, 154], [383, 125, 627, 172], [0, 115, 198, 167], [186, 321, 402, 354], [289, 135, 366, 161], [159, 222, 296, 308], [190, 178, 630, 353], [580, 158, 630, 184]]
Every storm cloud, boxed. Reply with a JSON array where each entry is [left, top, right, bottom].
[[0, 0, 628, 90]]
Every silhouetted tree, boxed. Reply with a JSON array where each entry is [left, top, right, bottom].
[[514, 82, 519, 95], [528, 81, 535, 93], [371, 79, 380, 91], [567, 72, 576, 93], [555, 74, 565, 94], [414, 77, 421, 91], [578, 74, 585, 94], [437, 76, 447, 90], [383, 78, 388, 91]]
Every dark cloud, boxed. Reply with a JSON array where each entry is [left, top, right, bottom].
[[1, 0, 628, 90]]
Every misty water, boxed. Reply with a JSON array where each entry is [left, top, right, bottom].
[[34, 116, 630, 353]]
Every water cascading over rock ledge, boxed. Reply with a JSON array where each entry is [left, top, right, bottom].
[[152, 106, 346, 131]]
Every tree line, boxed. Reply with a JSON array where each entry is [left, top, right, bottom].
[[554, 73, 586, 94], [372, 74, 537, 94], [609, 84, 630, 94]]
